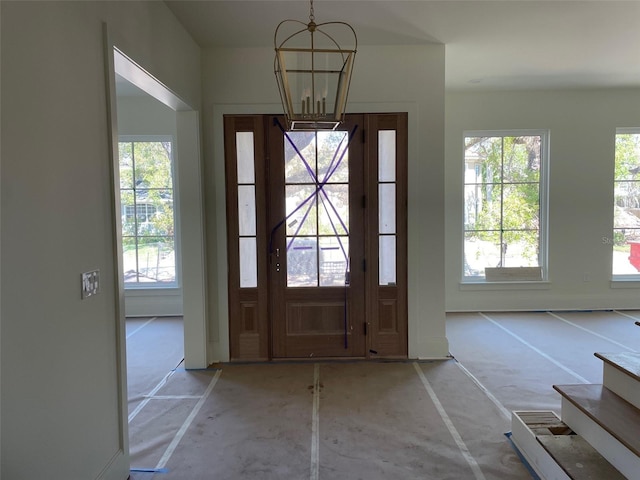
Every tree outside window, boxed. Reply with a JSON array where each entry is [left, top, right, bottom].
[[119, 139, 177, 286], [463, 132, 547, 280]]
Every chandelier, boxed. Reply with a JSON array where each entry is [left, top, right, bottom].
[[274, 0, 357, 131]]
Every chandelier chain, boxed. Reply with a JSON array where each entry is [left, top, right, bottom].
[[309, 0, 315, 23]]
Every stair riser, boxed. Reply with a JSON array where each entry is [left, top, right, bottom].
[[561, 398, 640, 479], [603, 363, 640, 410]]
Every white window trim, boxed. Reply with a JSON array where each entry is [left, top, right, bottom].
[[461, 129, 550, 285], [119, 135, 181, 290]]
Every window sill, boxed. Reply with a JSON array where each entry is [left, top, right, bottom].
[[610, 278, 640, 289], [124, 286, 181, 296], [459, 281, 551, 291]]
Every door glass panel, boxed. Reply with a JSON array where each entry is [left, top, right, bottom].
[[238, 185, 256, 236], [379, 235, 396, 285], [320, 236, 349, 286], [284, 132, 315, 184], [379, 184, 396, 234], [317, 131, 349, 182], [286, 185, 317, 236], [287, 236, 318, 287], [239, 237, 257, 288], [236, 132, 255, 184], [378, 130, 396, 182], [319, 184, 349, 235]]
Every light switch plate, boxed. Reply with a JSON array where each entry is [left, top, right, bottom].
[[81, 270, 100, 299]]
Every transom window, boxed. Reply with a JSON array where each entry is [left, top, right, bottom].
[[612, 128, 640, 278], [119, 137, 177, 286], [463, 131, 548, 281]]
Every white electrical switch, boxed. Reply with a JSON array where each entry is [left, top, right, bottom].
[[81, 269, 100, 299]]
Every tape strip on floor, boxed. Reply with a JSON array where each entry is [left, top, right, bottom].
[[126, 317, 157, 339], [453, 358, 511, 420], [155, 369, 222, 470], [480, 312, 589, 384], [413, 362, 487, 480], [547, 311, 637, 352]]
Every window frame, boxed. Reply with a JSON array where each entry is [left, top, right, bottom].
[[118, 135, 181, 290], [612, 127, 640, 281], [461, 129, 550, 284]]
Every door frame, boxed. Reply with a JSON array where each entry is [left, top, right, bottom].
[[224, 113, 408, 361]]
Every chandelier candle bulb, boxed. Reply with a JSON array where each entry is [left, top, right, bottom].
[[322, 97, 326, 115]]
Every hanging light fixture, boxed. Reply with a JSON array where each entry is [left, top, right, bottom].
[[274, 0, 357, 131]]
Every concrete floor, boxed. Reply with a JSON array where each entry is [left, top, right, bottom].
[[127, 310, 640, 479]]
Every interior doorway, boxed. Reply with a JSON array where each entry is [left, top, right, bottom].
[[108, 47, 207, 368], [105, 43, 208, 469], [224, 113, 408, 361]]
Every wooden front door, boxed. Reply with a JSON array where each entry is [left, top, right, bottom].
[[224, 113, 408, 361], [268, 115, 366, 358]]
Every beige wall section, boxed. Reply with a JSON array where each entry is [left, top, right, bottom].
[[0, 2, 200, 479], [445, 89, 640, 311], [202, 44, 449, 362]]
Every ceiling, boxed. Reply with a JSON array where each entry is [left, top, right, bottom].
[[164, 0, 640, 92]]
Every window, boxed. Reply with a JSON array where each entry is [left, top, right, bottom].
[[612, 128, 640, 277], [119, 138, 177, 286], [463, 131, 548, 281]]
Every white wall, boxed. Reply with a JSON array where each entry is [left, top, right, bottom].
[[0, 2, 200, 479], [116, 94, 183, 317], [445, 89, 640, 311], [202, 44, 448, 361]]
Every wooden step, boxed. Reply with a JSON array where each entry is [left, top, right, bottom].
[[537, 434, 625, 480], [554, 384, 640, 478], [511, 410, 572, 480], [595, 352, 640, 410], [511, 411, 626, 480]]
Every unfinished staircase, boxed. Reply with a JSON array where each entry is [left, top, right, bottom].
[[511, 322, 640, 479]]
